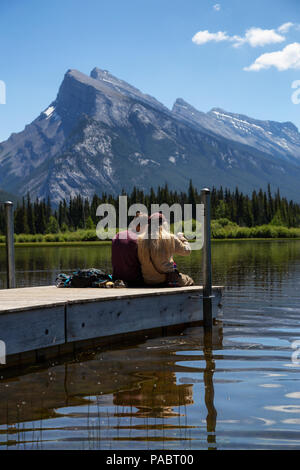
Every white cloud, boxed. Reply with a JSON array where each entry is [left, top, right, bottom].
[[278, 22, 294, 34], [233, 27, 285, 48], [192, 26, 286, 48], [244, 42, 300, 71], [192, 30, 229, 45], [213, 4, 221, 11], [192, 22, 298, 49]]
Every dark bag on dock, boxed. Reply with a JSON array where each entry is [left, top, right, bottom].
[[56, 268, 112, 288]]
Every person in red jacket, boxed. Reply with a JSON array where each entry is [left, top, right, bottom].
[[111, 212, 149, 286]]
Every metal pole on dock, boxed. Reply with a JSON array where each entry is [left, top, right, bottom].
[[201, 188, 212, 328], [4, 201, 15, 289]]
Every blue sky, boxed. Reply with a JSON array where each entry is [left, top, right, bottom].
[[0, 0, 300, 142]]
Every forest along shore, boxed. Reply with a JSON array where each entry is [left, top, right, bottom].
[[1, 183, 300, 243]]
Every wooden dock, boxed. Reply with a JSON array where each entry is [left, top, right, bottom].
[[0, 285, 223, 369]]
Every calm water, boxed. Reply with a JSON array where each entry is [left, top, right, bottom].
[[1, 240, 300, 449]]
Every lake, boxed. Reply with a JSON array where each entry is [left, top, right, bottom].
[[0, 240, 300, 449]]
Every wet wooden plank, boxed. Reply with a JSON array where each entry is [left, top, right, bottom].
[[0, 306, 65, 355], [67, 290, 222, 342]]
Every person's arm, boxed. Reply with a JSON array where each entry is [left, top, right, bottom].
[[174, 233, 191, 256]]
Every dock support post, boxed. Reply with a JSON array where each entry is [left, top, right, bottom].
[[5, 201, 15, 289], [201, 188, 212, 329]]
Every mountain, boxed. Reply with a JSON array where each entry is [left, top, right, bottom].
[[172, 99, 300, 165], [1, 67, 300, 204], [0, 189, 20, 205], [90, 67, 169, 113]]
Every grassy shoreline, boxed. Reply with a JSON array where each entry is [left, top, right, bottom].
[[1, 221, 300, 246], [1, 238, 300, 248], [0, 241, 112, 247]]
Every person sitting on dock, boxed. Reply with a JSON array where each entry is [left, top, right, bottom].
[[111, 212, 149, 287], [137, 212, 194, 287]]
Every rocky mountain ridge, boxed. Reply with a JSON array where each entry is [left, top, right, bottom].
[[1, 67, 300, 204]]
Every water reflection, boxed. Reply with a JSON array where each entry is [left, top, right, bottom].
[[1, 240, 300, 449], [203, 330, 217, 449], [113, 373, 194, 418], [0, 324, 222, 449], [1, 240, 300, 289]]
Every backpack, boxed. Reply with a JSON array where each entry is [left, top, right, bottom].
[[56, 268, 112, 288]]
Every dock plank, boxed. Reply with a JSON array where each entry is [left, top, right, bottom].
[[0, 306, 65, 355], [0, 285, 222, 314], [67, 291, 215, 342], [0, 285, 223, 367]]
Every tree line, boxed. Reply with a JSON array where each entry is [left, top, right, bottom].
[[1, 182, 300, 235]]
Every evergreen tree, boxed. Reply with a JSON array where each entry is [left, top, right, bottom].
[[46, 215, 59, 234]]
